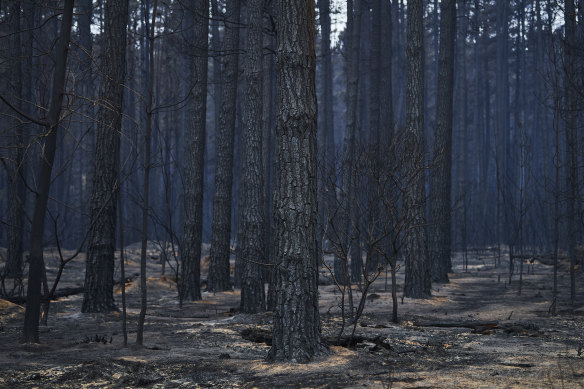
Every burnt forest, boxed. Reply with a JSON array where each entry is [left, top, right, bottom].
[[0, 0, 583, 387]]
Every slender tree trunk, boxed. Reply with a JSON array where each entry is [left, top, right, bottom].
[[380, 0, 393, 141], [6, 1, 25, 280], [267, 0, 326, 362], [263, 2, 277, 311], [495, 0, 510, 261], [340, 0, 361, 285], [456, 0, 469, 270], [208, 0, 241, 292], [82, 0, 129, 313], [552, 66, 561, 316], [72, 0, 93, 245], [403, 0, 430, 299], [429, 0, 455, 284], [367, 0, 382, 274], [180, 0, 209, 303], [22, 0, 74, 343], [118, 190, 128, 347], [211, 0, 222, 134], [564, 0, 578, 306], [238, 0, 266, 313], [318, 0, 334, 274], [136, 0, 158, 346]]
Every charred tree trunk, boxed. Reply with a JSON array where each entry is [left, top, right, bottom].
[[429, 0, 455, 284], [6, 1, 25, 280], [82, 0, 129, 313], [22, 0, 74, 343], [564, 0, 578, 305], [263, 2, 277, 311], [267, 0, 326, 362], [380, 0, 393, 140], [136, 0, 158, 347], [495, 0, 510, 262], [403, 0, 431, 298], [208, 0, 241, 292], [180, 0, 209, 303], [340, 0, 361, 285], [238, 0, 266, 313], [318, 0, 334, 271], [71, 0, 93, 246]]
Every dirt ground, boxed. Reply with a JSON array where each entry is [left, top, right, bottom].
[[1, 244, 584, 388]]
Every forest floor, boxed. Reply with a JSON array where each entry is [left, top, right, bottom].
[[1, 244, 584, 388]]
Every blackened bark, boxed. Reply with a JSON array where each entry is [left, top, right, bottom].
[[495, 0, 509, 252], [211, 0, 222, 133], [366, 0, 382, 273], [267, 0, 326, 362], [22, 0, 74, 343], [6, 1, 25, 279], [136, 0, 158, 347], [264, 0, 277, 312], [82, 0, 129, 313], [72, 0, 93, 245], [564, 0, 578, 305], [403, 0, 431, 298], [369, 0, 381, 146], [318, 0, 335, 237], [208, 0, 241, 292], [429, 0, 455, 284], [340, 0, 361, 285], [238, 0, 266, 313], [380, 0, 393, 140], [181, 0, 209, 303]]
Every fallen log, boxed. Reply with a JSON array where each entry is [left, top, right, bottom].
[[413, 321, 499, 330], [0, 273, 139, 305], [240, 327, 391, 348], [414, 321, 542, 336]]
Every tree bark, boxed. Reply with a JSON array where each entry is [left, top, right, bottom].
[[136, 0, 158, 347], [263, 2, 277, 311], [238, 0, 266, 313], [369, 0, 381, 147], [208, 0, 241, 292], [429, 0, 455, 284], [22, 0, 74, 343], [267, 0, 326, 362], [6, 1, 25, 280], [318, 0, 334, 277], [403, 0, 431, 298], [495, 0, 510, 256], [380, 0, 393, 141], [71, 0, 93, 246], [340, 0, 361, 285], [82, 0, 129, 313], [564, 0, 578, 305], [181, 0, 209, 303]]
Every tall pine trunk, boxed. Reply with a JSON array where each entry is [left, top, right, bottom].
[[340, 0, 361, 285], [208, 0, 241, 292], [263, 3, 277, 311], [238, 0, 266, 313], [82, 0, 129, 313], [495, 0, 510, 263], [429, 0, 455, 284], [268, 0, 326, 362], [22, 0, 74, 343], [180, 0, 209, 303], [6, 1, 25, 280], [318, 0, 334, 272], [564, 0, 578, 305], [403, 0, 431, 298]]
